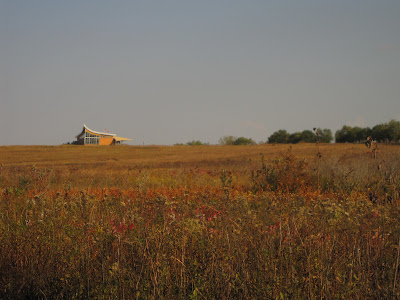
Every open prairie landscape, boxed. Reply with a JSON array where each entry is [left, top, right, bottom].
[[1, 143, 400, 299]]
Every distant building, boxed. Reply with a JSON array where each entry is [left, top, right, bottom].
[[76, 124, 132, 145]]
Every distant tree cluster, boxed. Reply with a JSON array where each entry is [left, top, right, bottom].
[[175, 140, 210, 146], [219, 136, 256, 145], [187, 140, 209, 146], [267, 128, 333, 144], [174, 120, 399, 146], [335, 120, 400, 143]]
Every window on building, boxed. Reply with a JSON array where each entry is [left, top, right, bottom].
[[85, 131, 99, 144]]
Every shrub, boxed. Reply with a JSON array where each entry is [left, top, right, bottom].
[[218, 136, 236, 145], [186, 140, 209, 146], [232, 137, 256, 145], [251, 147, 312, 193]]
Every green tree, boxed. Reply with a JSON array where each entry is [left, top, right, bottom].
[[300, 130, 317, 143], [352, 126, 369, 143], [372, 120, 400, 142], [372, 123, 389, 142], [186, 140, 208, 146], [315, 128, 333, 143], [288, 132, 302, 144], [335, 126, 356, 143], [232, 137, 256, 145], [218, 136, 236, 145], [388, 120, 400, 141], [268, 130, 290, 144]]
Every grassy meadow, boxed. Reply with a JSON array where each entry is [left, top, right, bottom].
[[1, 143, 400, 299]]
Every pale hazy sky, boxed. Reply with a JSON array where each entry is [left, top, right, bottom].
[[2, 1, 400, 145]]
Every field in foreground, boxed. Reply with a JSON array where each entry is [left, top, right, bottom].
[[1, 144, 400, 299]]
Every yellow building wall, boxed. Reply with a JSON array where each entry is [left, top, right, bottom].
[[99, 137, 114, 145]]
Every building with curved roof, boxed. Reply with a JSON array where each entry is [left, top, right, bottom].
[[76, 124, 132, 145]]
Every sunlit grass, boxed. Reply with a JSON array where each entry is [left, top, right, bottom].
[[1, 144, 399, 298]]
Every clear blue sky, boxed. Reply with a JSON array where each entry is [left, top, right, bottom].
[[2, 1, 399, 145]]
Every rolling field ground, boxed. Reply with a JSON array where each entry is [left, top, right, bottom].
[[1, 143, 400, 299]]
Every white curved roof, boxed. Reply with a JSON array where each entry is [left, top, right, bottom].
[[83, 124, 116, 137]]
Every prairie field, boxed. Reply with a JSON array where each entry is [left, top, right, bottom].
[[1, 143, 400, 299]]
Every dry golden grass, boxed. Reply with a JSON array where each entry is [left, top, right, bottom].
[[1, 143, 393, 167], [1, 143, 397, 191], [1, 143, 400, 298]]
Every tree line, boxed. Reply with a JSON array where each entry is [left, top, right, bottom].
[[267, 128, 333, 144], [176, 136, 256, 146], [267, 120, 400, 144], [177, 120, 400, 145], [335, 120, 400, 143]]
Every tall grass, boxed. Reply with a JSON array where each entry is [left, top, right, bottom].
[[1, 144, 399, 298]]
